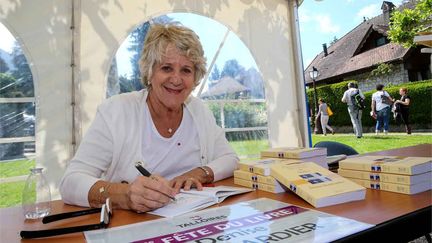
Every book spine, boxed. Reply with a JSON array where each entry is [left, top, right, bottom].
[[253, 166, 271, 176], [256, 174, 278, 184], [339, 162, 371, 172], [256, 182, 285, 193], [238, 164, 255, 173], [234, 178, 256, 189], [338, 169, 413, 185], [381, 165, 412, 175], [233, 170, 257, 182], [349, 178, 418, 194], [261, 152, 300, 159]]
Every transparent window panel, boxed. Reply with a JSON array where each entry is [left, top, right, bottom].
[[0, 22, 36, 208]]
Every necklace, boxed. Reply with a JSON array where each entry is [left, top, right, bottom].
[[147, 96, 182, 135]]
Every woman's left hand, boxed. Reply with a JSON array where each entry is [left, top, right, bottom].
[[170, 168, 207, 193]]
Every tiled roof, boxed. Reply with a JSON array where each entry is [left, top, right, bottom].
[[304, 1, 412, 84]]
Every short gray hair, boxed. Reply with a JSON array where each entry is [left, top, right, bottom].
[[139, 24, 207, 89]]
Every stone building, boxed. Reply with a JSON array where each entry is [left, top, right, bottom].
[[304, 1, 431, 92]]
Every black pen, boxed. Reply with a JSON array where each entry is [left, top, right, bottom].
[[135, 161, 176, 201]]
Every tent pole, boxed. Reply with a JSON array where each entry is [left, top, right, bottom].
[[197, 29, 230, 97]]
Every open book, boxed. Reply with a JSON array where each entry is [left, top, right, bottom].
[[148, 186, 252, 217]]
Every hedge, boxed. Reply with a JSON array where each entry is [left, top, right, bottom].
[[306, 80, 432, 127]]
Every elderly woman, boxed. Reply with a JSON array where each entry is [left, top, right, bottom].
[[60, 24, 238, 212]]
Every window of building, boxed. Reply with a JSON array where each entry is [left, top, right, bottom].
[[375, 36, 387, 47], [106, 13, 269, 160], [0, 22, 36, 208]]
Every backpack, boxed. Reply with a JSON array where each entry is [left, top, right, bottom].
[[351, 91, 365, 109], [381, 92, 393, 105]]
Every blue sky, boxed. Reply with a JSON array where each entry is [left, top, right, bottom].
[[299, 0, 403, 68]]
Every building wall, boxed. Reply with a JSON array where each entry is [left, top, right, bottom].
[[344, 63, 409, 92]]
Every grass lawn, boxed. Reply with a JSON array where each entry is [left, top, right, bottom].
[[311, 133, 432, 154], [0, 134, 430, 208], [0, 159, 35, 178]]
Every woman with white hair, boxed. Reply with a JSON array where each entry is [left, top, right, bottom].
[[60, 24, 238, 212]]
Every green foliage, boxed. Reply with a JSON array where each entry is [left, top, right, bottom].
[[0, 55, 9, 73], [307, 80, 432, 127], [370, 63, 394, 78], [0, 73, 20, 98], [388, 0, 432, 48], [10, 44, 34, 97], [221, 59, 245, 79], [206, 101, 267, 141], [210, 64, 221, 81]]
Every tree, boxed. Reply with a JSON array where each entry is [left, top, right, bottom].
[[0, 55, 9, 73], [388, 0, 432, 48], [221, 59, 245, 79], [210, 64, 220, 81], [370, 63, 394, 84], [330, 36, 338, 46], [11, 43, 34, 97], [127, 15, 173, 92]]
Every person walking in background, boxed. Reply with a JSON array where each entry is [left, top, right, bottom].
[[371, 84, 393, 135], [318, 98, 335, 136], [341, 82, 365, 138], [394, 87, 411, 134]]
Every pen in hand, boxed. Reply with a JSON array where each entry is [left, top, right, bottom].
[[135, 161, 176, 201]]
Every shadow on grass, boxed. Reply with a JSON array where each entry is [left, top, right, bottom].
[[366, 136, 402, 140]]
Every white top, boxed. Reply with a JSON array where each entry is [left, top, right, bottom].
[[372, 90, 391, 111], [142, 102, 201, 178], [341, 88, 365, 106], [60, 90, 238, 207]]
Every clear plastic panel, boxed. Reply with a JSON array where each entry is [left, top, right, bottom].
[[0, 22, 36, 208]]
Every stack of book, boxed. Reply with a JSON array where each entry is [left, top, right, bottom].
[[233, 158, 293, 193], [338, 156, 432, 194], [260, 147, 328, 169]]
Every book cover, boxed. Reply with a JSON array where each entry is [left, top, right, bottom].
[[338, 169, 432, 185], [270, 162, 366, 208], [349, 178, 432, 195], [86, 198, 374, 243], [339, 156, 432, 175], [237, 158, 294, 176], [234, 177, 287, 193], [148, 186, 252, 217], [260, 147, 326, 159]]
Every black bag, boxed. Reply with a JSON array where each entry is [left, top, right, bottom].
[[351, 91, 365, 109], [381, 92, 393, 105]]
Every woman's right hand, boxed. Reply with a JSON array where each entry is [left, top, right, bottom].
[[127, 175, 176, 213]]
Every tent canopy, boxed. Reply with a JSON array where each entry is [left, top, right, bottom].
[[0, 0, 308, 199]]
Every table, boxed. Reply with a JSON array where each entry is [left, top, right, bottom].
[[2, 144, 431, 243]]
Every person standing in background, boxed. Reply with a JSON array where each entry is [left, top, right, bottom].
[[341, 82, 365, 138], [394, 87, 411, 134], [318, 98, 335, 136], [371, 84, 393, 135]]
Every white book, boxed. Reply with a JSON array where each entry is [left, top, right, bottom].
[[148, 186, 253, 217]]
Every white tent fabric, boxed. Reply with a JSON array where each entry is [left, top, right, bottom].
[[0, 0, 308, 199]]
